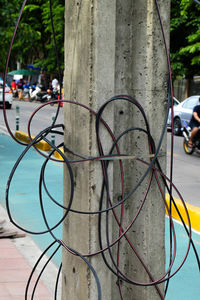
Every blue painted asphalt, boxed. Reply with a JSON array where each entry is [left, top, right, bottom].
[[0, 133, 199, 299], [165, 219, 200, 299], [0, 133, 63, 266]]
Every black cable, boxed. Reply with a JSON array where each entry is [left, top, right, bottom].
[[25, 240, 57, 299], [60, 240, 102, 300], [96, 113, 187, 288], [6, 125, 74, 235], [2, 0, 200, 299], [30, 244, 61, 300], [54, 263, 62, 300]]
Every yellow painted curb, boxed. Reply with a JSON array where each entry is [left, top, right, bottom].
[[15, 131, 51, 151], [166, 194, 200, 232], [54, 147, 64, 161]]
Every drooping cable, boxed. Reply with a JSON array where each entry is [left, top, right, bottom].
[[2, 0, 200, 299]]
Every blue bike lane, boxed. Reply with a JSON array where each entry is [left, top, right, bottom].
[[0, 132, 199, 299], [0, 132, 63, 266]]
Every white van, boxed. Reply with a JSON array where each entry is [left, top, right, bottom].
[[0, 80, 12, 109]]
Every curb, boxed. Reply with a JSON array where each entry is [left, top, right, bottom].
[[54, 147, 64, 160], [14, 130, 64, 159], [166, 194, 200, 232], [15, 130, 51, 151], [15, 130, 64, 161]]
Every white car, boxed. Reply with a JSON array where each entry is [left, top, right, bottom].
[[0, 80, 12, 109], [167, 95, 200, 135], [167, 97, 180, 131]]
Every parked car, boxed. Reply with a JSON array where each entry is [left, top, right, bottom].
[[0, 80, 12, 109], [167, 95, 200, 135], [167, 97, 180, 130]]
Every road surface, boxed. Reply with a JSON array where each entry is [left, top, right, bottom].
[[1, 98, 199, 207], [0, 98, 64, 146], [167, 132, 200, 207]]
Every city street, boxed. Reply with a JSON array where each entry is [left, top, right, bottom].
[[0, 99, 64, 142], [167, 132, 200, 207], [1, 2, 199, 299], [1, 98, 199, 207], [0, 99, 200, 300]]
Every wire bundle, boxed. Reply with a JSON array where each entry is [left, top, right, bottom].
[[2, 0, 200, 299]]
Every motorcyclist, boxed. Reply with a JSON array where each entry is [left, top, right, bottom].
[[188, 96, 200, 148]]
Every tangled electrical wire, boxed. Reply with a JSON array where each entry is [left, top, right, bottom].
[[2, 0, 200, 299]]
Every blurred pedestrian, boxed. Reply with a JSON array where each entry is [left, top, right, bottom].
[[11, 79, 18, 97], [17, 79, 24, 100], [52, 78, 59, 90], [11, 79, 17, 90], [23, 81, 30, 100]]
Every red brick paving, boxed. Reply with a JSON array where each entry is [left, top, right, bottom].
[[0, 238, 53, 300]]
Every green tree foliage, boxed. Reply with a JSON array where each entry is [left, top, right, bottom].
[[2, 0, 199, 79], [171, 0, 200, 78], [0, 0, 64, 74], [0, 0, 23, 71]]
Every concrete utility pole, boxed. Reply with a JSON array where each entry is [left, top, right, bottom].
[[62, 1, 170, 299]]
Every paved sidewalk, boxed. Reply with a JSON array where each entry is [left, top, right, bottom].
[[0, 238, 53, 300], [0, 205, 59, 300]]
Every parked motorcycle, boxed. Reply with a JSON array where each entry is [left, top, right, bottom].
[[47, 88, 59, 100], [29, 85, 49, 102], [45, 88, 61, 106], [182, 122, 200, 155]]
